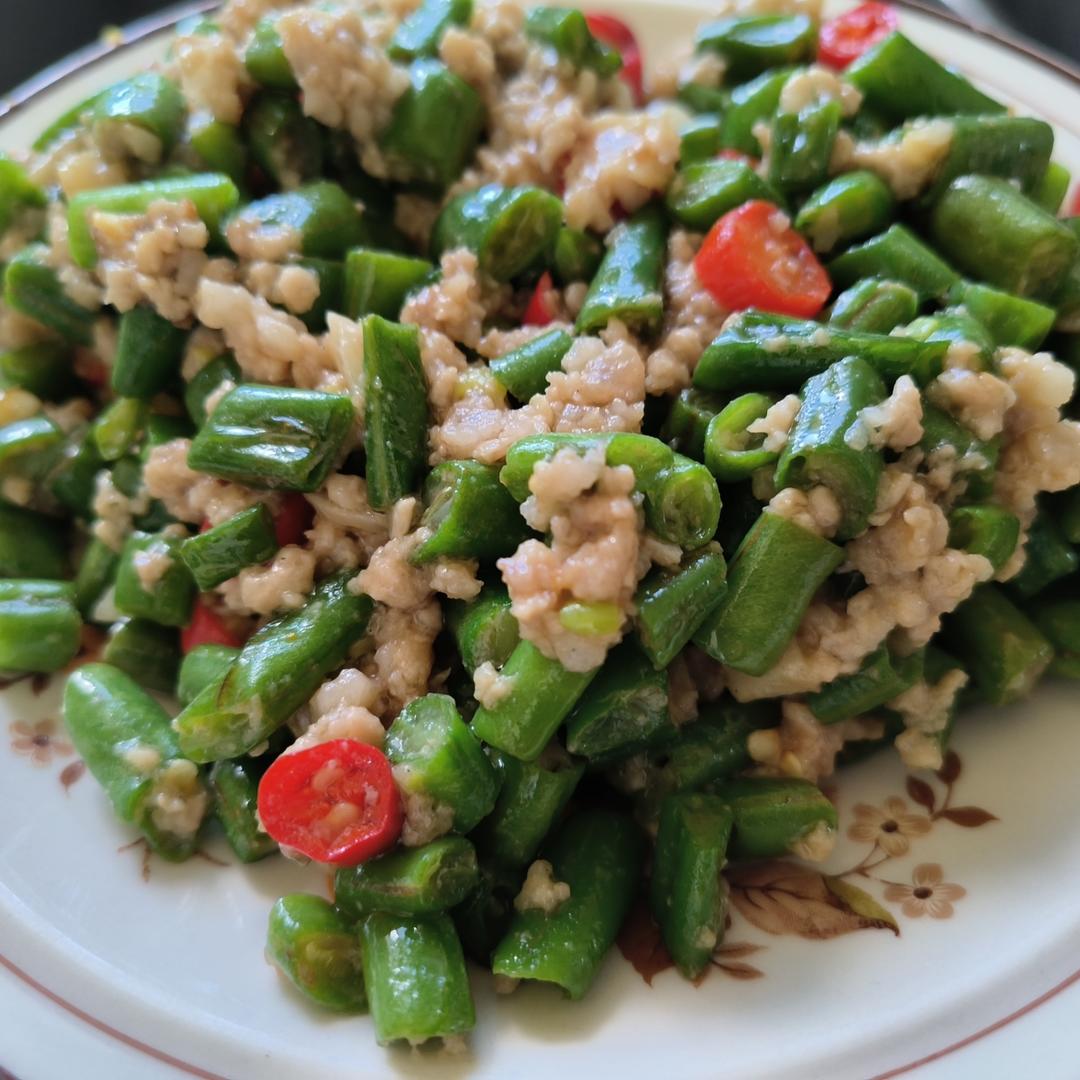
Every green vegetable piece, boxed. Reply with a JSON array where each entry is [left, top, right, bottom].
[[492, 809, 643, 999], [0, 502, 68, 578], [411, 460, 527, 565], [635, 545, 727, 670], [174, 573, 373, 761], [576, 203, 667, 337], [948, 505, 1021, 574], [360, 912, 474, 1044], [1053, 217, 1080, 333], [679, 113, 723, 165], [361, 315, 428, 509], [184, 352, 240, 427], [475, 747, 584, 869], [67, 173, 239, 268], [244, 92, 323, 188], [490, 328, 572, 402], [828, 224, 960, 304], [244, 17, 296, 89], [902, 308, 996, 370], [552, 227, 605, 285], [1054, 488, 1080, 546], [919, 404, 998, 501], [433, 184, 564, 282], [186, 113, 247, 186], [178, 503, 278, 590], [335, 837, 479, 917], [267, 895, 366, 1011], [524, 7, 622, 77], [1032, 160, 1072, 215], [177, 643, 241, 706], [111, 306, 186, 399], [645, 453, 723, 551], [661, 386, 725, 461], [50, 429, 104, 519], [472, 639, 599, 761], [929, 175, 1079, 301], [565, 638, 672, 763], [446, 584, 520, 674], [846, 32, 1005, 122], [704, 392, 779, 483], [380, 60, 486, 189], [677, 82, 729, 116], [102, 617, 180, 693], [0, 415, 63, 472], [694, 512, 844, 675], [808, 645, 923, 725], [390, 0, 474, 60], [210, 754, 279, 862], [92, 397, 146, 462], [0, 580, 81, 674], [1031, 597, 1080, 679], [74, 537, 119, 618], [695, 15, 816, 81], [694, 309, 946, 392], [452, 863, 520, 964], [0, 342, 76, 401], [769, 91, 841, 196], [665, 158, 780, 231], [714, 776, 838, 859], [3, 243, 95, 343], [720, 67, 792, 156], [32, 90, 104, 151], [228, 182, 368, 260], [386, 693, 499, 833], [91, 72, 185, 159], [651, 793, 733, 978], [113, 530, 195, 628], [0, 153, 46, 236], [187, 384, 354, 492], [1009, 514, 1079, 600], [775, 356, 886, 539], [828, 277, 919, 334], [63, 663, 208, 858], [343, 247, 433, 319], [795, 170, 896, 255]]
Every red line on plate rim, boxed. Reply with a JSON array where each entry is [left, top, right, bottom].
[[0, 2, 1079, 1078], [0, 951, 229, 1080]]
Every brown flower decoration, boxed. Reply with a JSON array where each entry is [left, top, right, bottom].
[[848, 796, 932, 856], [10, 718, 73, 766], [884, 863, 966, 920]]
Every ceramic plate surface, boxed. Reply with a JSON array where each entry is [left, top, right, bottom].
[[2, 3, 1080, 1077]]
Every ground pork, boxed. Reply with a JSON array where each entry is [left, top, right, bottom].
[[277, 5, 409, 177], [848, 375, 924, 452], [727, 466, 993, 701], [218, 545, 317, 616], [226, 217, 302, 262], [836, 119, 954, 200], [91, 469, 150, 552], [142, 438, 270, 526], [305, 473, 390, 573], [765, 486, 843, 538], [498, 446, 644, 671], [168, 31, 249, 125], [368, 602, 444, 717], [394, 762, 456, 847], [779, 65, 862, 117], [90, 199, 212, 322], [439, 26, 498, 101], [748, 393, 802, 453], [645, 231, 728, 394], [353, 530, 481, 609], [291, 669, 386, 752], [562, 105, 683, 232], [30, 129, 130, 198], [473, 660, 516, 709], [243, 262, 321, 315], [666, 653, 699, 726], [890, 667, 969, 772], [928, 368, 1015, 441], [514, 859, 571, 913], [217, 0, 293, 40]]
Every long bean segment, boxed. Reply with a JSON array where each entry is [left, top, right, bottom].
[[114, 529, 196, 627], [0, 502, 69, 578], [694, 513, 844, 675], [775, 356, 887, 539], [343, 248, 432, 320], [828, 224, 960, 304], [244, 16, 296, 89], [174, 574, 374, 761], [63, 663, 209, 859], [721, 67, 792, 156], [360, 912, 474, 1045], [90, 72, 185, 161], [446, 584, 519, 673], [492, 809, 643, 999], [634, 545, 727, 670], [808, 646, 923, 725], [795, 171, 896, 255], [386, 694, 499, 833], [769, 81, 841, 196], [390, 0, 474, 60], [524, 7, 622, 76], [335, 837, 479, 917], [112, 306, 186, 399], [471, 639, 598, 761], [704, 393, 779, 482], [176, 643, 241, 706], [828, 278, 919, 333], [576, 204, 667, 337], [651, 793, 733, 978], [245, 92, 323, 187], [210, 755, 279, 862], [1031, 598, 1080, 679], [695, 15, 815, 80], [0, 580, 81, 674], [179, 503, 279, 590], [694, 309, 946, 392], [102, 618, 180, 693], [943, 585, 1053, 705], [948, 505, 1021, 574], [565, 639, 673, 763], [3, 244, 96, 344], [666, 159, 780, 232], [1008, 515, 1078, 600], [490, 329, 573, 402], [0, 153, 45, 235], [67, 173, 239, 269], [410, 460, 528, 565], [267, 895, 366, 1011], [187, 384, 354, 492], [714, 777, 838, 859], [661, 386, 725, 461]]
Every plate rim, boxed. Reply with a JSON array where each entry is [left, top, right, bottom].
[[1, 3, 1079, 1078]]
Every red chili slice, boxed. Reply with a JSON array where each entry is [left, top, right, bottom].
[[273, 492, 314, 547], [1070, 185, 1080, 218], [694, 200, 832, 319], [818, 2, 899, 70], [585, 12, 644, 104], [181, 599, 242, 653], [524, 271, 557, 327], [257, 739, 403, 866]]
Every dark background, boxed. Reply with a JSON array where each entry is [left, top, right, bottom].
[[0, 0, 1077, 97]]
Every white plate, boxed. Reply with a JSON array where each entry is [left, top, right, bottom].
[[2, 3, 1080, 1078]]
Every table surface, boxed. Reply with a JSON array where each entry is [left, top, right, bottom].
[[0, 0, 1076, 99]]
